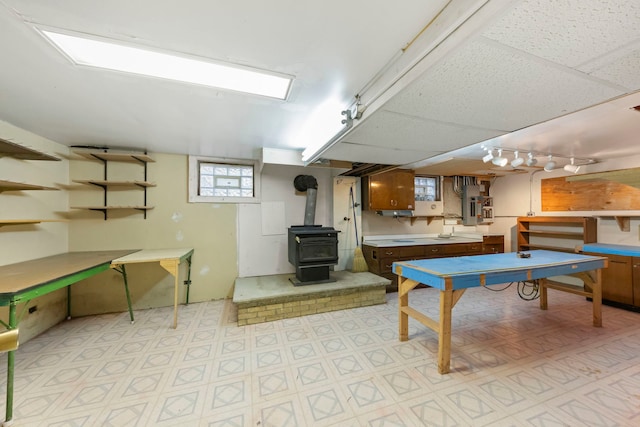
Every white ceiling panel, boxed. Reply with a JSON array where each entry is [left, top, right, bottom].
[[381, 38, 624, 132], [481, 0, 640, 69], [589, 48, 640, 91], [338, 110, 504, 152], [323, 141, 439, 166]]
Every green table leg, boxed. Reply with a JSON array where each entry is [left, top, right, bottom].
[[184, 256, 193, 305], [5, 301, 17, 425], [113, 265, 135, 324]]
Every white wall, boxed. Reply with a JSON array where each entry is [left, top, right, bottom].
[[237, 164, 334, 277], [0, 120, 70, 341]]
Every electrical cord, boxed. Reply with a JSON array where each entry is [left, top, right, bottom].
[[483, 280, 540, 300]]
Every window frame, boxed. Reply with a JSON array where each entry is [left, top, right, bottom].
[[414, 175, 441, 202], [188, 155, 261, 203]]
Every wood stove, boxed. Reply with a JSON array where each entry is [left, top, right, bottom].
[[288, 175, 339, 285]]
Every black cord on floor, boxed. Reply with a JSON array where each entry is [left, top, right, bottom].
[[483, 280, 540, 300]]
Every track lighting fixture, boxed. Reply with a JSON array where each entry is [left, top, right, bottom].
[[511, 151, 524, 168], [479, 147, 594, 171], [482, 149, 494, 163], [543, 155, 556, 172], [563, 158, 581, 173], [492, 149, 508, 167], [525, 152, 537, 167]]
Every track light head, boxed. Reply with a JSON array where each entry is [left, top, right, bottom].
[[525, 152, 537, 167], [544, 155, 556, 172], [511, 151, 524, 168], [492, 149, 508, 167], [563, 158, 581, 173], [482, 149, 494, 163]]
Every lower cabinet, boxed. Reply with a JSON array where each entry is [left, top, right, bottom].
[[363, 241, 490, 292], [584, 252, 640, 309], [483, 235, 505, 254]]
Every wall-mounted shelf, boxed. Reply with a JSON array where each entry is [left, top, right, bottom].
[[0, 138, 60, 161], [70, 206, 154, 215], [0, 219, 67, 228], [517, 216, 597, 253], [72, 150, 154, 219], [72, 179, 156, 189], [0, 180, 59, 193]]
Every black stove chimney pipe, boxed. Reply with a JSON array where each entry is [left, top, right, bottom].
[[293, 175, 318, 226]]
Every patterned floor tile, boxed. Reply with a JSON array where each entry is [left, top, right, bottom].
[[1, 287, 639, 426]]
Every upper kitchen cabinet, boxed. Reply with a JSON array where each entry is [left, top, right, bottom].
[[362, 169, 415, 211]]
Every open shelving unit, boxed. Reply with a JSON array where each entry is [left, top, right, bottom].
[[71, 149, 155, 219], [517, 216, 597, 253], [0, 138, 63, 227]]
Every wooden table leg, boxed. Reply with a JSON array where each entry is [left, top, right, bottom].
[[539, 278, 548, 310], [160, 259, 180, 329], [399, 283, 409, 342], [591, 269, 602, 327], [438, 289, 453, 374]]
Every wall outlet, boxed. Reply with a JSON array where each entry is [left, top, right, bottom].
[[527, 211, 535, 217]]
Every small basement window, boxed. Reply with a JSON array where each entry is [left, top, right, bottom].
[[415, 176, 440, 201], [188, 155, 261, 203]]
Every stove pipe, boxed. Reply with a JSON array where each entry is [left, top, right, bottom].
[[293, 175, 318, 226]]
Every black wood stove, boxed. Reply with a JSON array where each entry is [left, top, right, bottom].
[[288, 175, 339, 285]]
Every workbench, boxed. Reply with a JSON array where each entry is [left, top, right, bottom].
[[393, 250, 607, 374], [0, 248, 194, 425]]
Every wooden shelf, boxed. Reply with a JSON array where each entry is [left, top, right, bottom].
[[72, 150, 154, 219], [0, 138, 60, 161], [72, 179, 156, 188], [71, 205, 154, 211], [0, 219, 66, 227], [0, 180, 59, 193], [517, 216, 597, 253], [75, 151, 154, 163]]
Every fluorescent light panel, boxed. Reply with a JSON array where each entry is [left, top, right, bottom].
[[40, 30, 292, 100]]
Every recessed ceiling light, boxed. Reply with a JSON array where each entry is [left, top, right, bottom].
[[39, 29, 293, 100]]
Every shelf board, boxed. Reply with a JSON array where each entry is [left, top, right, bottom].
[[0, 180, 59, 192], [74, 150, 154, 163], [72, 179, 156, 188], [0, 138, 61, 161], [0, 219, 66, 227], [71, 206, 154, 210], [519, 230, 585, 238]]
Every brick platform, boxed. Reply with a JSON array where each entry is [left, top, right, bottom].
[[233, 271, 390, 326]]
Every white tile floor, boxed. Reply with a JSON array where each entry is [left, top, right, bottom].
[[1, 285, 640, 426]]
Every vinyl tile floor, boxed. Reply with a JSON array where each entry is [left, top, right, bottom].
[[1, 284, 639, 427]]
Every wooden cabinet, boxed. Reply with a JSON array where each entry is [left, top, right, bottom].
[[583, 251, 640, 309], [517, 216, 597, 253], [633, 258, 640, 307], [71, 150, 155, 219], [363, 241, 484, 292], [483, 235, 504, 254], [362, 169, 415, 211]]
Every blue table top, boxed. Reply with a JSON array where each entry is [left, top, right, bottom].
[[583, 243, 640, 257], [393, 250, 607, 291]]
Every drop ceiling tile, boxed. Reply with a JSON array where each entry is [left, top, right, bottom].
[[481, 0, 640, 68], [383, 38, 623, 131], [344, 110, 504, 151], [323, 141, 437, 165], [589, 48, 640, 90]]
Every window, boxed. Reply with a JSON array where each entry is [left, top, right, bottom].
[[415, 176, 440, 201], [188, 155, 261, 203]]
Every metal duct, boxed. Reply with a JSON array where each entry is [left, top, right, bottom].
[[293, 175, 318, 226]]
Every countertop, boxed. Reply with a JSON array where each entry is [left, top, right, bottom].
[[583, 243, 640, 257], [363, 234, 483, 247]]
